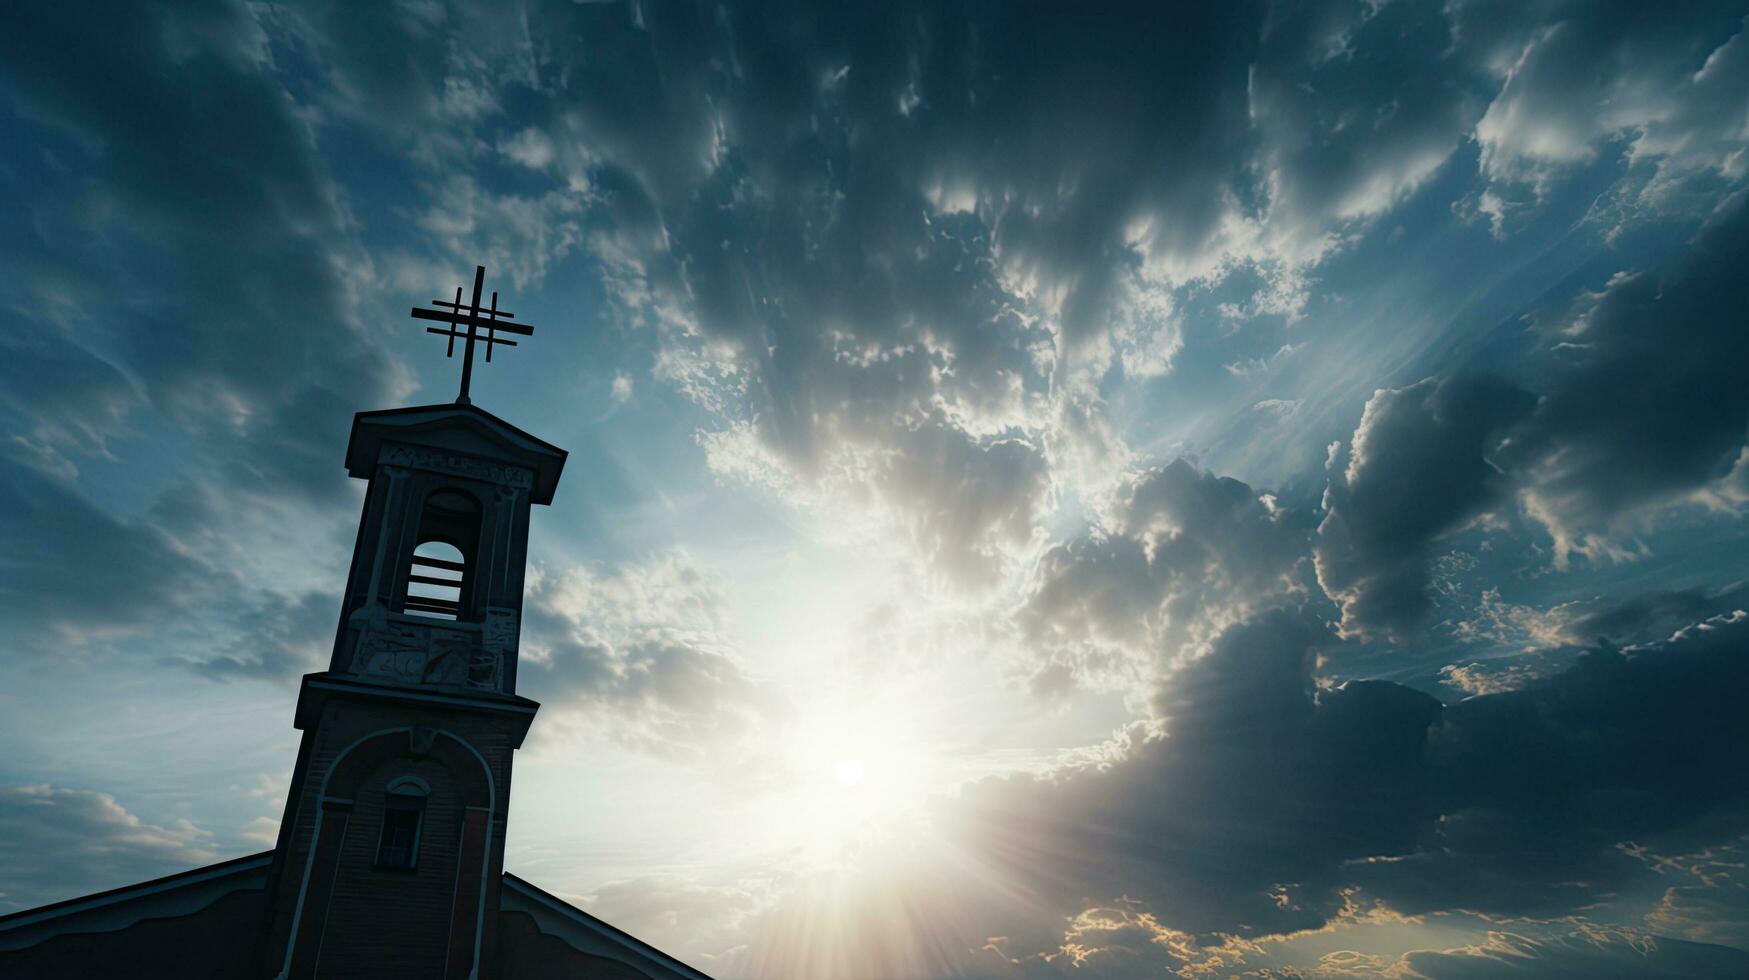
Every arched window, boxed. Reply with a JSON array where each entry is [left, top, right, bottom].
[[402, 489, 480, 620], [374, 777, 428, 871], [405, 541, 465, 619]]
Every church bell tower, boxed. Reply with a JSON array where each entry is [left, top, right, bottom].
[[262, 267, 565, 979]]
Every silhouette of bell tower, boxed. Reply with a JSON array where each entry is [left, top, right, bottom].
[[262, 267, 565, 978]]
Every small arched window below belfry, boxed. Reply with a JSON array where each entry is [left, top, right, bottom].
[[374, 778, 428, 871]]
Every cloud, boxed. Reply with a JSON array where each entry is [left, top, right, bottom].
[[0, 785, 218, 913], [5, 4, 1749, 973], [1247, 0, 1486, 257], [224, 0, 1749, 607], [1646, 838, 1749, 950], [876, 423, 1051, 588], [1319, 192, 1749, 640], [1354, 613, 1749, 919], [580, 874, 767, 975], [1017, 460, 1308, 698], [0, 457, 211, 652], [701, 415, 1054, 592], [410, 0, 1525, 594], [1316, 375, 1534, 640], [520, 554, 778, 763], [1403, 927, 1749, 980], [0, 0, 404, 503], [411, 174, 586, 288], [0, 455, 338, 679], [939, 608, 1749, 957], [1468, 4, 1749, 198], [1438, 660, 1548, 697], [1507, 190, 1749, 562], [0, 322, 139, 480], [956, 610, 1432, 941], [1552, 581, 1749, 646], [194, 589, 337, 680], [0, 1, 412, 678], [238, 816, 281, 848]]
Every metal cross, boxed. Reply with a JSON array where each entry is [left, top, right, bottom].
[[410, 265, 534, 405]]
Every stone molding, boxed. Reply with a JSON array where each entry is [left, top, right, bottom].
[[377, 443, 534, 489], [348, 609, 503, 693]]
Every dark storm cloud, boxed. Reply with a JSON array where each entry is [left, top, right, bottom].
[[1507, 190, 1749, 558], [1351, 613, 1749, 920], [958, 610, 1434, 940], [1404, 929, 1749, 980], [948, 609, 1749, 949], [1317, 375, 1535, 640], [1320, 192, 1749, 638], [1554, 581, 1749, 646]]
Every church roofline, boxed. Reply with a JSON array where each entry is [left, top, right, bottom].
[[0, 851, 271, 938], [501, 873, 717, 980], [0, 856, 716, 980], [346, 401, 568, 504]]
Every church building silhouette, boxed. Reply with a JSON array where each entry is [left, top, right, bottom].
[[0, 269, 710, 979]]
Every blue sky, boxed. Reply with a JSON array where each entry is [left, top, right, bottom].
[[4, 1, 1749, 976]]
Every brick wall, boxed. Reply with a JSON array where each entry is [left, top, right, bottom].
[[264, 688, 527, 978]]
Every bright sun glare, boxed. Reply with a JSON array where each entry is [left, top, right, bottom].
[[834, 758, 866, 786], [760, 699, 938, 863]]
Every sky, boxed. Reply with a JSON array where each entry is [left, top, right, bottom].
[[3, 1, 1749, 976]]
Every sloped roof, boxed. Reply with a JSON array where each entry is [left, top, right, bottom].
[[0, 856, 713, 979], [0, 851, 271, 952], [501, 873, 715, 980]]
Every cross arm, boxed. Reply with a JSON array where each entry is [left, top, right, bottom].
[[409, 307, 535, 336], [424, 327, 518, 348]]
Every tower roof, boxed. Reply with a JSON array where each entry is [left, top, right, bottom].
[[345, 402, 568, 504]]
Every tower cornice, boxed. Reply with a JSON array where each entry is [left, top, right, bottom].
[[345, 402, 568, 505]]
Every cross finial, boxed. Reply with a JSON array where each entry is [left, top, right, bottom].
[[410, 265, 535, 405]]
